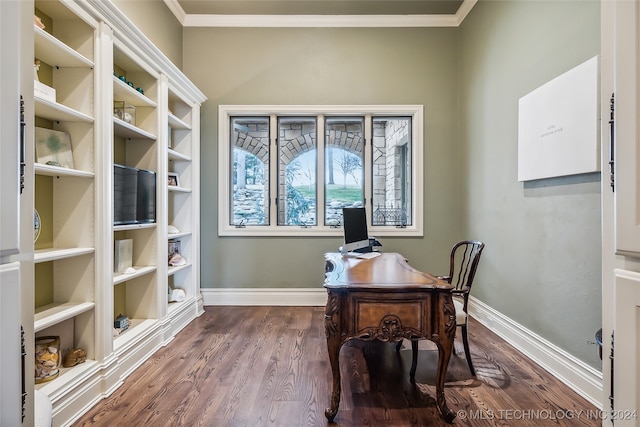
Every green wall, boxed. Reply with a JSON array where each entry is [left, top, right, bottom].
[[183, 27, 463, 287], [459, 0, 602, 368], [176, 0, 601, 369], [113, 0, 183, 68]]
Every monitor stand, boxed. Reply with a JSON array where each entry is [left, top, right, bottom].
[[340, 245, 373, 256]]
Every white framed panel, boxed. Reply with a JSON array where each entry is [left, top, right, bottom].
[[614, 0, 640, 256], [518, 56, 600, 181], [0, 262, 21, 427], [613, 269, 640, 426], [0, 0, 21, 258]]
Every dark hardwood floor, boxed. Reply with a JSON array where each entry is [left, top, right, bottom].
[[73, 306, 601, 426]]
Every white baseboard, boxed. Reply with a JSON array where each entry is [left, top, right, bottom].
[[468, 296, 603, 408], [201, 287, 327, 306], [199, 287, 603, 408]]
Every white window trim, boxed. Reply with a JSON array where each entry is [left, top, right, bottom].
[[218, 105, 424, 237]]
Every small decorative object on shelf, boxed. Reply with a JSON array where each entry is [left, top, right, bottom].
[[169, 287, 186, 303], [113, 101, 136, 125], [114, 239, 133, 273], [33, 209, 41, 243], [116, 74, 141, 94], [124, 104, 136, 124], [168, 239, 180, 259], [34, 59, 40, 82], [168, 239, 187, 266], [34, 59, 57, 101], [34, 15, 45, 29], [168, 172, 179, 187], [63, 348, 87, 368], [35, 336, 61, 383], [35, 127, 74, 168], [114, 314, 129, 332], [113, 100, 124, 119]]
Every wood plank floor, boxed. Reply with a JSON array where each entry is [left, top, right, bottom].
[[73, 306, 601, 427]]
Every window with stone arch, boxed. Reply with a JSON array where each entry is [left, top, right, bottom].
[[231, 116, 270, 226], [219, 105, 424, 237]]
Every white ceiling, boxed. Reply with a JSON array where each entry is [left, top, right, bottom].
[[163, 0, 476, 27]]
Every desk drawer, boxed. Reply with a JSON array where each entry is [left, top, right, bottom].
[[350, 293, 431, 340]]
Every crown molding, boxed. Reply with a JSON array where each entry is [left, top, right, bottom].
[[77, 0, 206, 103], [163, 0, 477, 28], [455, 0, 477, 24], [164, 0, 187, 24]]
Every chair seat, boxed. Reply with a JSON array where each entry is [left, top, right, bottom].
[[453, 297, 467, 324]]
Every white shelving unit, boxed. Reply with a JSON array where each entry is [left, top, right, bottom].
[[111, 38, 161, 354], [23, 1, 206, 425], [32, 2, 100, 420], [165, 85, 202, 331], [34, 302, 95, 332]]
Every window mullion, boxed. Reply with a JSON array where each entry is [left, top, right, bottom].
[[364, 114, 373, 225], [269, 114, 278, 228], [317, 115, 325, 228]]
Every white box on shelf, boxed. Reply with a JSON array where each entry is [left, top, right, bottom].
[[114, 239, 133, 273], [34, 80, 56, 102]]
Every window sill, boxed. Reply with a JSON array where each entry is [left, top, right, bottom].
[[217, 224, 423, 237]]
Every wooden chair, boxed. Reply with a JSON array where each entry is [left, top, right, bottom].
[[398, 240, 485, 377], [439, 240, 485, 375]]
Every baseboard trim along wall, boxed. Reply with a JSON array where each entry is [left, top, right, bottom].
[[467, 296, 603, 409], [201, 287, 327, 306], [200, 288, 602, 408]]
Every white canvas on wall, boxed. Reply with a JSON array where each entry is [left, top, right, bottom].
[[517, 56, 600, 181]]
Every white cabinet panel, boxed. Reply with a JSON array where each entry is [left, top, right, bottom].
[[0, 0, 21, 258], [0, 262, 21, 427], [613, 269, 640, 426], [614, 0, 640, 256]]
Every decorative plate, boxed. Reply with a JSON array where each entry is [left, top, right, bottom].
[[34, 209, 41, 243]]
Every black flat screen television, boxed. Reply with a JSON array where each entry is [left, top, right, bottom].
[[114, 164, 156, 225]]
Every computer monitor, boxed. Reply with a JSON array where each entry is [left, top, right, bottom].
[[342, 207, 371, 254]]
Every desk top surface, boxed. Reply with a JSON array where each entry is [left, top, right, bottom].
[[324, 252, 452, 291]]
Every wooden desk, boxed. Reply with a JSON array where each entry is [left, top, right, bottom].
[[323, 252, 456, 423]]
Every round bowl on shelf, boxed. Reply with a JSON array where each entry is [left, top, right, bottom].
[[34, 209, 41, 243]]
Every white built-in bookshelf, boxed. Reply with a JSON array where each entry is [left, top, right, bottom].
[[27, 1, 206, 424]]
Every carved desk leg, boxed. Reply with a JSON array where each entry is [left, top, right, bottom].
[[434, 293, 457, 423], [324, 291, 342, 422]]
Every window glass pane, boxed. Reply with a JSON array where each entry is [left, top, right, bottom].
[[277, 117, 317, 226], [371, 117, 412, 226], [324, 117, 364, 226], [231, 117, 269, 226]]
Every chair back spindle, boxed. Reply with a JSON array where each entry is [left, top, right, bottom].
[[449, 240, 485, 293]]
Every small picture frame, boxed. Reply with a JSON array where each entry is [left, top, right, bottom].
[[168, 172, 179, 187], [35, 127, 74, 168]]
